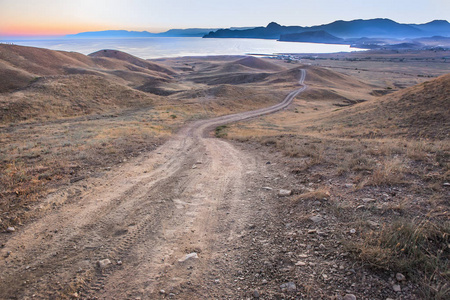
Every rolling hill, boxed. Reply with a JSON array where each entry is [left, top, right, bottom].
[[0, 45, 179, 122], [325, 74, 450, 139]]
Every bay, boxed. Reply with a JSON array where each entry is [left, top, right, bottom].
[[2, 37, 364, 59]]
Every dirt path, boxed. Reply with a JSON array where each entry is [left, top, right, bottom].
[[0, 71, 306, 299]]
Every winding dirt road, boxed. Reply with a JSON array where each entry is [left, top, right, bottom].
[[0, 70, 306, 299]]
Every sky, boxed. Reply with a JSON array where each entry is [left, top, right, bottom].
[[0, 0, 449, 37]]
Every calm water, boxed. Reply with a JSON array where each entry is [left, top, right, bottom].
[[3, 37, 364, 59]]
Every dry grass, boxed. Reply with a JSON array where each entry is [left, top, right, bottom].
[[230, 129, 449, 297], [349, 218, 450, 299], [225, 73, 449, 297], [365, 157, 406, 187], [295, 188, 331, 202], [0, 109, 175, 230]]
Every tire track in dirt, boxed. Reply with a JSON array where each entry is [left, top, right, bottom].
[[0, 70, 306, 299]]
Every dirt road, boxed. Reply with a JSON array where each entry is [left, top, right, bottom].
[[0, 71, 306, 299]]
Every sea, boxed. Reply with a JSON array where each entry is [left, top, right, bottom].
[[1, 37, 364, 59]]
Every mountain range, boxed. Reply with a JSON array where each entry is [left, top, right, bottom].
[[65, 19, 450, 45], [203, 19, 450, 39], [66, 27, 254, 38]]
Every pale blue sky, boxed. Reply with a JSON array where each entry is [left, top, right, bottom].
[[1, 0, 449, 36]]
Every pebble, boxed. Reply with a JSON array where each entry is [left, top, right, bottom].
[[343, 294, 357, 300], [396, 273, 406, 281], [295, 261, 306, 266], [159, 290, 166, 294], [97, 259, 112, 269], [278, 189, 292, 197], [393, 284, 401, 292], [362, 198, 376, 203], [252, 290, 260, 298], [117, 260, 123, 265], [349, 229, 356, 234], [309, 215, 323, 223], [345, 184, 354, 188], [262, 187, 273, 191], [179, 252, 198, 262], [280, 282, 296, 292], [6, 227, 15, 233], [367, 220, 380, 228]]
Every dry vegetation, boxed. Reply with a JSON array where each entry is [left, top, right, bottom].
[[225, 60, 449, 298], [0, 45, 290, 233]]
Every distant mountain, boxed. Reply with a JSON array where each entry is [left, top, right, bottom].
[[66, 27, 254, 39], [204, 22, 304, 39], [155, 28, 220, 37], [279, 30, 345, 44], [66, 28, 221, 38], [66, 19, 450, 42], [66, 30, 155, 38], [204, 18, 450, 40], [409, 20, 450, 36]]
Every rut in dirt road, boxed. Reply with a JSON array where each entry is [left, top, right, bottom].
[[0, 70, 307, 299]]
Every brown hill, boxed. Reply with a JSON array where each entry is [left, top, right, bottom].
[[229, 56, 285, 72], [0, 45, 95, 76], [0, 61, 35, 92], [0, 75, 159, 123], [89, 49, 176, 75], [0, 45, 176, 122], [304, 65, 373, 89], [326, 74, 450, 139], [0, 45, 177, 93]]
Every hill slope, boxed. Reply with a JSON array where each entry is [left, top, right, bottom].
[[0, 45, 178, 122], [279, 30, 344, 44], [0, 45, 177, 93], [326, 74, 450, 139]]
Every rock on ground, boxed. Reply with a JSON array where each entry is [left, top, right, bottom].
[[97, 259, 112, 269]]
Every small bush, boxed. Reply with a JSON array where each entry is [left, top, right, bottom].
[[368, 157, 406, 186], [215, 125, 228, 138], [349, 218, 449, 299]]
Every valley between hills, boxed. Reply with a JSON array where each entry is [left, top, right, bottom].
[[0, 45, 449, 299]]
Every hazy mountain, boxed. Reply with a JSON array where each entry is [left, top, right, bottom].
[[409, 20, 450, 36], [204, 18, 450, 40], [279, 30, 345, 44], [66, 28, 220, 38], [65, 19, 449, 42], [204, 22, 304, 39], [66, 30, 155, 38], [66, 27, 254, 39]]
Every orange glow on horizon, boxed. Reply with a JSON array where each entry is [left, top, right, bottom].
[[1, 21, 169, 37], [1, 24, 113, 37]]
